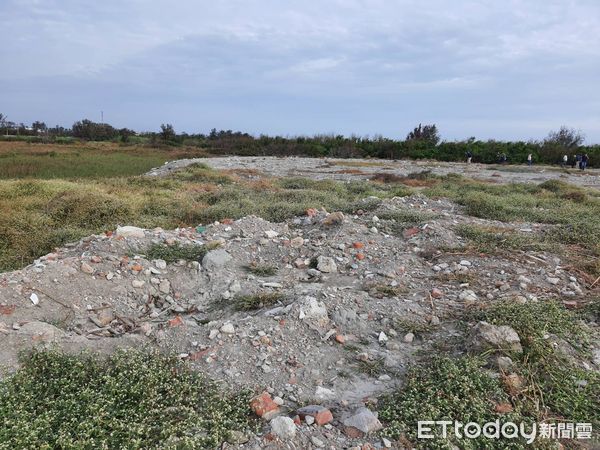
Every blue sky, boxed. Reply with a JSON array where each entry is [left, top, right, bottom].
[[2, 0, 599, 142]]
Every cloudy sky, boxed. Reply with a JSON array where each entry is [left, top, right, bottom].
[[2, 0, 599, 141]]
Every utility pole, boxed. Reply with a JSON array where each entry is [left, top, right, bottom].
[[101, 111, 104, 123]]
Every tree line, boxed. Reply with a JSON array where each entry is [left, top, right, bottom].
[[0, 113, 596, 165]]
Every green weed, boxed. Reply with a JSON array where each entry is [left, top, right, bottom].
[[0, 349, 254, 449]]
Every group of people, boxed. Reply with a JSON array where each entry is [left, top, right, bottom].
[[464, 151, 591, 170], [530, 153, 589, 169], [565, 153, 590, 170]]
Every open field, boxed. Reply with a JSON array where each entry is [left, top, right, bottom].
[[0, 148, 598, 448], [0, 141, 207, 179], [153, 155, 600, 190]]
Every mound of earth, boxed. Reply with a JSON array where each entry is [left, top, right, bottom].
[[0, 194, 596, 448]]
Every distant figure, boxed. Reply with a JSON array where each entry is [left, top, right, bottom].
[[527, 154, 532, 166], [571, 155, 577, 169], [501, 153, 507, 164], [466, 151, 473, 164], [581, 153, 589, 170], [576, 154, 582, 169], [561, 154, 568, 168]]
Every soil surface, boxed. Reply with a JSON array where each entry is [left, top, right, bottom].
[[147, 156, 600, 190]]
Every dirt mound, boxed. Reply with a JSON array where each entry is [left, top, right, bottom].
[[0, 194, 595, 448]]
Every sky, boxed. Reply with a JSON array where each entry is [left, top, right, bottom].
[[1, 0, 599, 142]]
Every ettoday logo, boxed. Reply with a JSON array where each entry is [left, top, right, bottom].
[[417, 420, 593, 444]]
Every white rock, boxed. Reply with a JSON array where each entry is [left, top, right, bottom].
[[202, 249, 232, 270], [459, 290, 478, 302], [220, 323, 235, 334], [270, 416, 296, 439], [132, 280, 145, 288], [29, 293, 39, 305], [403, 332, 415, 343], [159, 279, 171, 294], [116, 226, 145, 238], [300, 297, 328, 326], [315, 386, 336, 402], [316, 256, 337, 273], [378, 331, 388, 343], [154, 259, 167, 270], [265, 230, 279, 239]]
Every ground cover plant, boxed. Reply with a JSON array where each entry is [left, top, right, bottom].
[[0, 349, 254, 449]]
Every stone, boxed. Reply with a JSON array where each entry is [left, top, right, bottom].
[[227, 430, 249, 445], [265, 230, 279, 239], [270, 416, 296, 439], [18, 321, 64, 341], [29, 293, 39, 306], [81, 262, 94, 274], [378, 331, 388, 343], [459, 290, 478, 302], [321, 211, 344, 226], [132, 280, 145, 288], [316, 256, 337, 273], [290, 236, 304, 248], [154, 259, 167, 270], [202, 249, 232, 270], [497, 356, 514, 371], [431, 288, 443, 299], [116, 226, 145, 238], [470, 321, 523, 354], [159, 279, 171, 294], [314, 386, 335, 402], [343, 407, 383, 434], [300, 296, 328, 326], [96, 309, 114, 326], [546, 277, 560, 285], [403, 332, 415, 343], [311, 436, 325, 447], [220, 323, 235, 334], [297, 405, 333, 425], [251, 392, 279, 418]]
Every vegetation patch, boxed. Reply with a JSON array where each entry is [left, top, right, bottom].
[[234, 292, 284, 311], [244, 263, 278, 277], [356, 356, 387, 377], [377, 209, 438, 234], [379, 357, 529, 449], [455, 224, 555, 254], [0, 349, 254, 449], [425, 178, 600, 277], [472, 300, 599, 424]]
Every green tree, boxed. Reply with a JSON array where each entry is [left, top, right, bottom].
[[160, 123, 176, 142], [406, 123, 440, 146]]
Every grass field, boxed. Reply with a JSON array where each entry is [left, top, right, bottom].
[[0, 141, 206, 179]]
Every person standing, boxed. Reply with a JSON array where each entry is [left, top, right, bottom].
[[581, 153, 589, 170], [527, 154, 532, 166], [466, 150, 473, 164], [561, 154, 568, 168], [571, 155, 577, 169]]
